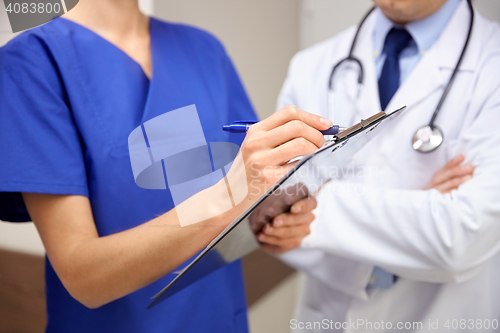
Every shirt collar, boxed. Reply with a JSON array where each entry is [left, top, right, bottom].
[[373, 0, 462, 56]]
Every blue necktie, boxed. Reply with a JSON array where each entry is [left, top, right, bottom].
[[378, 28, 413, 111], [368, 28, 411, 289]]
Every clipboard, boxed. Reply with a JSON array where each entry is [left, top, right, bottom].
[[147, 106, 406, 308]]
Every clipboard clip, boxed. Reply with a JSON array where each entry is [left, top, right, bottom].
[[321, 106, 406, 148], [334, 111, 386, 141]]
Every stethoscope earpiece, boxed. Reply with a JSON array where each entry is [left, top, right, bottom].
[[412, 125, 444, 153]]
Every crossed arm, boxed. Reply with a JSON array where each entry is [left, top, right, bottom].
[[260, 155, 474, 254]]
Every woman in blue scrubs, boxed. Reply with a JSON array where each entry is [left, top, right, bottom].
[[0, 1, 332, 332]]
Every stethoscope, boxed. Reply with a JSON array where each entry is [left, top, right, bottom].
[[327, 0, 474, 153]]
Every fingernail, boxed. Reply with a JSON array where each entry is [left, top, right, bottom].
[[258, 234, 266, 241], [274, 219, 283, 227], [462, 164, 473, 172], [462, 175, 473, 182], [320, 117, 333, 128], [291, 205, 302, 214], [266, 225, 274, 233]]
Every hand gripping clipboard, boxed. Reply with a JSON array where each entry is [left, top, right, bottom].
[[147, 106, 406, 309]]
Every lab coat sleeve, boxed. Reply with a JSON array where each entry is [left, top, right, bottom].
[[304, 76, 500, 284], [279, 249, 374, 300]]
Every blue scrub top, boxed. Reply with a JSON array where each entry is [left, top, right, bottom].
[[0, 17, 258, 333]]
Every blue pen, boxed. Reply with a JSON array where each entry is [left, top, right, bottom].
[[223, 120, 347, 136]]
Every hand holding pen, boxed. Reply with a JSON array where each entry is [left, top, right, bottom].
[[223, 120, 347, 136], [230, 106, 333, 192], [225, 106, 334, 254]]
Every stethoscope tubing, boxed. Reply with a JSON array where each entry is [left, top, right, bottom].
[[328, 0, 474, 152], [429, 0, 474, 127], [328, 7, 375, 89]]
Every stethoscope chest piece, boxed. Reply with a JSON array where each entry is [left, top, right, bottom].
[[412, 125, 444, 153]]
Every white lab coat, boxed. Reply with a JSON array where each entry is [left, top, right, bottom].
[[277, 2, 500, 332]]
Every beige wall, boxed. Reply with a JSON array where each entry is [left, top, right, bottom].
[[154, 0, 300, 119], [0, 222, 44, 255], [300, 0, 373, 49], [300, 0, 500, 50], [474, 0, 500, 22]]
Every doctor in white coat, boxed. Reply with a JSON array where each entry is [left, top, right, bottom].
[[272, 0, 500, 331]]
